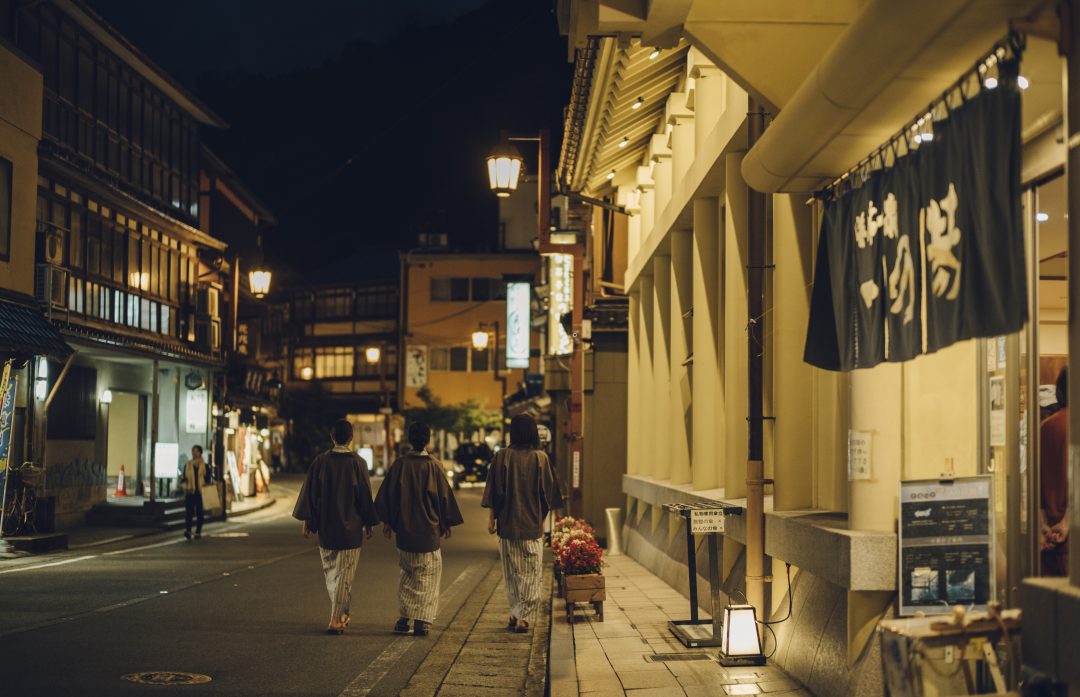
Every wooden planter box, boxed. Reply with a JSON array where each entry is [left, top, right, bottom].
[[563, 573, 605, 622]]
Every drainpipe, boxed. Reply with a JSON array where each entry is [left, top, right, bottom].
[[745, 98, 770, 619]]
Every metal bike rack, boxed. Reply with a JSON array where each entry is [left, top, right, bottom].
[[663, 501, 743, 648]]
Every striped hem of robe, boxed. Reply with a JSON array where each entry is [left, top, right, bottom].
[[319, 546, 361, 619], [398, 549, 442, 623], [499, 537, 544, 624]]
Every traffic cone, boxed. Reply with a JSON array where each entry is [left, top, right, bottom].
[[114, 464, 128, 497]]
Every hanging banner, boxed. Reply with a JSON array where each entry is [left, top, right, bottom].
[[805, 58, 1025, 371], [405, 345, 428, 388], [506, 282, 531, 369]]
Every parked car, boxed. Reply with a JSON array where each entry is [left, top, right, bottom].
[[451, 442, 494, 489]]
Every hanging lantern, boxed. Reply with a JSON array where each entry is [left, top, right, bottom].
[[486, 141, 523, 197], [249, 268, 272, 299]]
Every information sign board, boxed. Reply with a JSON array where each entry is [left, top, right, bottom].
[[898, 476, 993, 616], [690, 508, 726, 534]]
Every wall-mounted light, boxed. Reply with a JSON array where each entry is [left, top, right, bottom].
[[100, 389, 113, 404], [248, 268, 272, 298], [1037, 212, 1050, 223], [34, 356, 48, 401], [472, 330, 490, 351], [365, 346, 382, 365], [486, 140, 524, 198], [300, 366, 314, 380]]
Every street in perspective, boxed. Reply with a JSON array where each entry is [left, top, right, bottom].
[[2, 1, 1080, 696]]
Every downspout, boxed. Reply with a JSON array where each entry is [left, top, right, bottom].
[[745, 98, 770, 620]]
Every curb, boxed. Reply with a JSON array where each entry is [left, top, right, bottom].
[[547, 571, 578, 697]]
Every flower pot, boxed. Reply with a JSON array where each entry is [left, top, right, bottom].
[[563, 573, 605, 603]]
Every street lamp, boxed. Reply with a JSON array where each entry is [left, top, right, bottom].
[[248, 268, 272, 298], [471, 330, 490, 351], [484, 128, 585, 517], [486, 140, 524, 197], [300, 366, 313, 381], [365, 346, 381, 365]]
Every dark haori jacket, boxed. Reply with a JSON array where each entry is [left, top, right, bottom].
[[482, 447, 563, 540], [293, 447, 379, 550], [375, 452, 464, 553]]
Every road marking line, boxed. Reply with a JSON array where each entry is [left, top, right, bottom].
[[70, 534, 136, 549], [337, 560, 491, 697], [0, 555, 97, 575], [103, 538, 184, 556]]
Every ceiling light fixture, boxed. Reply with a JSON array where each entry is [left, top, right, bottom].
[[648, 49, 660, 60], [632, 97, 644, 110], [1037, 212, 1049, 222], [984, 76, 998, 89], [606, 170, 616, 180], [619, 137, 629, 148]]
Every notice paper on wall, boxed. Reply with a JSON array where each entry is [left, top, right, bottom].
[[989, 376, 1006, 447], [847, 430, 872, 481], [898, 476, 994, 616]]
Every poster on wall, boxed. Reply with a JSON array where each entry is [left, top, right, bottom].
[[804, 57, 1026, 371], [185, 389, 208, 433], [506, 281, 531, 369], [989, 376, 1006, 447], [898, 476, 993, 616], [405, 346, 428, 388], [0, 366, 18, 506]]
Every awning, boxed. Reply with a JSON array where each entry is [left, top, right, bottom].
[[0, 299, 73, 360]]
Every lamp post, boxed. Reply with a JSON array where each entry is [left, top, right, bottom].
[[367, 346, 391, 470], [485, 129, 585, 518], [472, 321, 507, 405]]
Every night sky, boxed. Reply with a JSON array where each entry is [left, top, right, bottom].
[[89, 0, 572, 280]]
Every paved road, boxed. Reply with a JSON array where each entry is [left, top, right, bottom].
[[0, 477, 501, 697]]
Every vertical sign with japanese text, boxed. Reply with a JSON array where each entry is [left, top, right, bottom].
[[506, 282, 530, 369], [406, 345, 428, 387]]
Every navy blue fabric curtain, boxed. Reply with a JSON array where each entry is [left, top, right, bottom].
[[804, 58, 1026, 372]]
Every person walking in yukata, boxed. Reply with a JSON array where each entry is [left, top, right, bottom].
[[375, 421, 463, 637], [181, 445, 209, 540], [293, 419, 379, 634], [483, 414, 563, 633]]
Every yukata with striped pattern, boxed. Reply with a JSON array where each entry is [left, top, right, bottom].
[[482, 446, 563, 625], [293, 446, 379, 623], [375, 450, 464, 625]]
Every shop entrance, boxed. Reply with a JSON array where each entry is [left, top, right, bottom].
[[982, 172, 1068, 603], [106, 390, 147, 499]]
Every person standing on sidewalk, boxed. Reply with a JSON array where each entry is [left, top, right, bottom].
[[375, 422, 463, 637], [483, 414, 563, 633], [293, 419, 379, 635], [181, 445, 209, 540]]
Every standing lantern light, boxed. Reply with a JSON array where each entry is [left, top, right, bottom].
[[718, 604, 765, 666], [486, 140, 524, 197], [248, 268, 272, 298]]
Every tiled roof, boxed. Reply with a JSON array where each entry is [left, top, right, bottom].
[[0, 300, 73, 360]]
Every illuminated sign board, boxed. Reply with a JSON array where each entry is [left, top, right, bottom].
[[549, 254, 573, 355], [506, 282, 531, 369]]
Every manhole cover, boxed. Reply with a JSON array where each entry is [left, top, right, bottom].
[[210, 532, 249, 538], [646, 652, 713, 662], [121, 671, 212, 685]]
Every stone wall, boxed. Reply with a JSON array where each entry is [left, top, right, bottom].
[[44, 457, 107, 529]]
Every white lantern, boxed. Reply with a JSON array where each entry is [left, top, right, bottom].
[[365, 346, 382, 365], [248, 268, 272, 298], [486, 141, 523, 197], [471, 330, 490, 351], [100, 389, 114, 404], [719, 604, 764, 665]]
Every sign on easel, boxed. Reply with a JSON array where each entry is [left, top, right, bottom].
[[898, 476, 994, 616], [690, 508, 726, 534]]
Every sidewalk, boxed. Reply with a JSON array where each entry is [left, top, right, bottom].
[[550, 554, 813, 697], [400, 559, 551, 697]]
